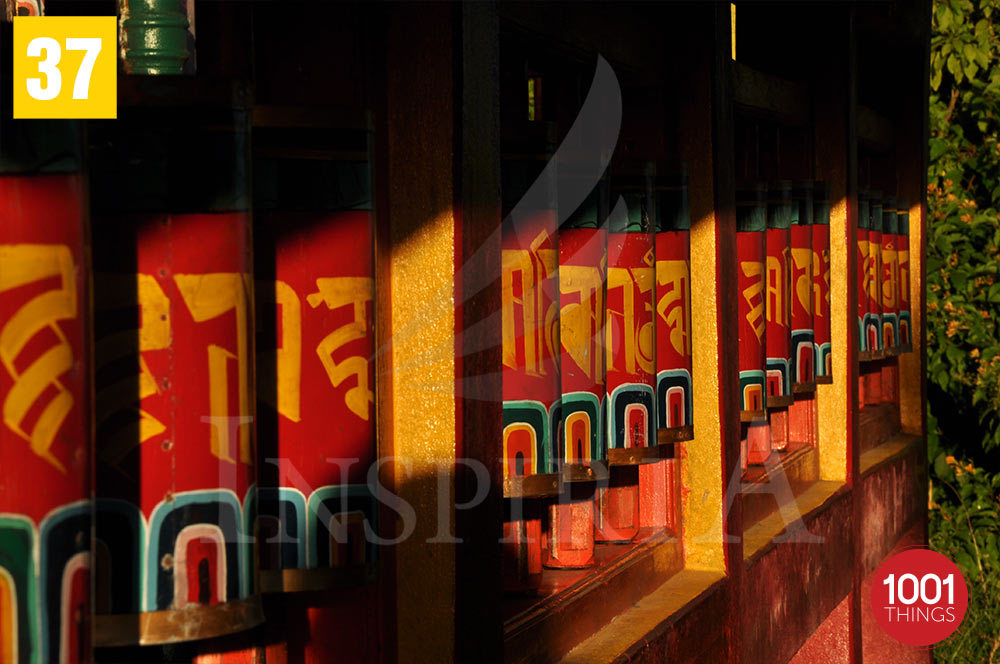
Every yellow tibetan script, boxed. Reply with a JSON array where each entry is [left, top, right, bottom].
[[307, 277, 375, 422], [502, 230, 558, 375], [741, 260, 766, 342], [559, 264, 603, 380], [655, 259, 691, 357], [607, 249, 655, 375], [0, 244, 76, 473]]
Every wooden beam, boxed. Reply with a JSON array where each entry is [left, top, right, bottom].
[[732, 61, 809, 127]]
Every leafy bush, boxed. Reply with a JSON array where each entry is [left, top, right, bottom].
[[928, 0, 1000, 455], [928, 1, 1000, 660], [929, 444, 1000, 661]]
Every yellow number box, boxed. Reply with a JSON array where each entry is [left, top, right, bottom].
[[13, 16, 117, 119]]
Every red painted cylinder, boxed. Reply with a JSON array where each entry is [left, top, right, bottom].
[[858, 193, 872, 357], [812, 184, 833, 383], [594, 466, 639, 543], [790, 184, 815, 393], [544, 490, 595, 569], [548, 183, 605, 569], [880, 198, 900, 355], [0, 119, 92, 664], [558, 184, 606, 472], [501, 151, 560, 491], [765, 182, 794, 409], [500, 126, 560, 591], [736, 185, 767, 422], [639, 458, 673, 530], [605, 186, 656, 459], [90, 95, 263, 644], [595, 181, 657, 544], [867, 196, 885, 358], [654, 175, 694, 442], [253, 119, 378, 591]]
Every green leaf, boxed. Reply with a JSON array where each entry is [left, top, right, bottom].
[[935, 453, 956, 482], [940, 5, 953, 30]]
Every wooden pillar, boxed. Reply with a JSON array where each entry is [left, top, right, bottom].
[[454, 3, 504, 659], [383, 5, 458, 663]]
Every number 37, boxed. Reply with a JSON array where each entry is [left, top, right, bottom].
[[26, 36, 101, 101]]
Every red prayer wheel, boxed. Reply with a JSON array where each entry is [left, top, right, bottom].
[[866, 195, 885, 359], [654, 175, 694, 442], [857, 193, 873, 357], [880, 198, 900, 355], [253, 114, 378, 591], [736, 185, 767, 422], [557, 184, 606, 474], [501, 123, 560, 591], [547, 181, 605, 569], [898, 207, 913, 352], [501, 136, 561, 496], [543, 487, 595, 569], [0, 117, 93, 664], [605, 183, 656, 462], [812, 183, 833, 384], [90, 87, 263, 645], [790, 183, 815, 392], [765, 182, 794, 408], [594, 178, 658, 544]]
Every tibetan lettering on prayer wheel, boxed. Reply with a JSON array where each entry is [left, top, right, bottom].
[[501, 122, 560, 592], [866, 195, 885, 359], [654, 175, 694, 443], [89, 84, 263, 645], [0, 116, 93, 664], [765, 182, 794, 408], [898, 206, 913, 352], [737, 185, 767, 421], [790, 183, 815, 393], [253, 111, 378, 592], [812, 183, 833, 384], [500, 124, 561, 499], [881, 198, 901, 355], [558, 182, 606, 476], [857, 193, 872, 357], [605, 179, 657, 464], [546, 178, 604, 570]]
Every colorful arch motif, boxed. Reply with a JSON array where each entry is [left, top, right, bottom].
[[792, 333, 814, 385], [608, 384, 655, 449], [739, 370, 766, 414], [39, 502, 90, 664], [146, 490, 246, 612], [502, 401, 550, 476], [656, 369, 692, 430], [560, 393, 601, 464], [0, 516, 33, 664]]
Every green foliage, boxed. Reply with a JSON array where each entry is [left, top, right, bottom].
[[929, 447, 1000, 661], [928, 0, 1000, 452], [929, 2, 1000, 660]]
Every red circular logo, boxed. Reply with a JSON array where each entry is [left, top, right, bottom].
[[870, 548, 969, 646]]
